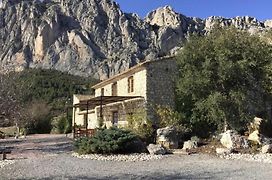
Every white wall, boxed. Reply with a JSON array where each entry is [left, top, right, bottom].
[[95, 69, 147, 99]]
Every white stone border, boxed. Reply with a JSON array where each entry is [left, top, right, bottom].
[[219, 153, 272, 164], [72, 152, 164, 162], [0, 160, 15, 168]]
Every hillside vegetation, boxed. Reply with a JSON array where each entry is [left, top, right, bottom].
[[0, 69, 98, 133]]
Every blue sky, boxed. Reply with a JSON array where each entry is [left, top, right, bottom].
[[114, 0, 272, 21]]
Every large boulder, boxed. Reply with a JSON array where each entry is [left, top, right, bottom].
[[248, 117, 263, 134], [182, 140, 198, 150], [220, 130, 249, 149], [261, 144, 272, 154], [248, 130, 261, 144], [147, 144, 166, 155], [216, 148, 233, 155], [157, 126, 178, 149]]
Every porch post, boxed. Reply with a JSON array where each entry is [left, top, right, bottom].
[[100, 95, 103, 127], [73, 106, 76, 139], [86, 101, 89, 136]]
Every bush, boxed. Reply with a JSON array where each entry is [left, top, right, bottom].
[[74, 137, 93, 155], [74, 127, 144, 154], [51, 115, 72, 134], [156, 106, 191, 140], [23, 100, 52, 134], [126, 109, 155, 143]]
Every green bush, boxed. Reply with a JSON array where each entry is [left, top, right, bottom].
[[126, 109, 155, 144], [74, 137, 93, 155], [74, 127, 144, 154], [51, 115, 72, 134], [156, 106, 191, 140], [23, 100, 52, 134]]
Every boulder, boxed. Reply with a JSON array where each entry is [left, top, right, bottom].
[[182, 140, 197, 150], [147, 144, 166, 155], [220, 130, 249, 149], [157, 126, 178, 149], [248, 117, 263, 134], [261, 144, 272, 154], [261, 137, 272, 145], [216, 148, 233, 155], [248, 130, 261, 144]]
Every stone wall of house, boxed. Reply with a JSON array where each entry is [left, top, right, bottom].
[[96, 98, 145, 128], [94, 68, 147, 98], [83, 57, 177, 129], [145, 58, 178, 121]]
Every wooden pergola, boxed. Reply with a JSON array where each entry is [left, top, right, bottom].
[[73, 96, 143, 137]]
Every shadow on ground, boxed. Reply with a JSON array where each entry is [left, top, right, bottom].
[[0, 134, 73, 158]]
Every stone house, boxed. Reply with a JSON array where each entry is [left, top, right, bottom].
[[73, 56, 177, 130]]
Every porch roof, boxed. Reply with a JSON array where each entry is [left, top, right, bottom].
[[73, 96, 144, 109]]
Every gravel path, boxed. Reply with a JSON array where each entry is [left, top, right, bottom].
[[1, 135, 272, 179]]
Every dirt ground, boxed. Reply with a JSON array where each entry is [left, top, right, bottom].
[[0, 134, 73, 160], [1, 134, 272, 179]]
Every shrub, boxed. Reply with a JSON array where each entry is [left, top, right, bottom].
[[23, 100, 52, 134], [126, 109, 155, 143], [74, 137, 93, 155], [51, 115, 72, 134], [74, 127, 144, 154], [156, 106, 191, 140]]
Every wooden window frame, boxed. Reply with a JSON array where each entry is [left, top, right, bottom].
[[128, 76, 134, 93], [112, 111, 118, 126], [101, 88, 104, 96], [112, 82, 117, 96]]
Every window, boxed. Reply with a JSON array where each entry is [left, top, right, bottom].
[[101, 88, 104, 96], [112, 82, 117, 96], [112, 111, 118, 126], [128, 76, 134, 93]]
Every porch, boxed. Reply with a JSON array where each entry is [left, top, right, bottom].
[[73, 96, 144, 138]]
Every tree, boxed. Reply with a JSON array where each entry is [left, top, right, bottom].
[[23, 100, 52, 134], [176, 28, 272, 136], [0, 73, 25, 128]]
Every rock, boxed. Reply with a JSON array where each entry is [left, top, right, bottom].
[[147, 144, 166, 155], [261, 137, 272, 145], [248, 117, 263, 134], [182, 140, 197, 150], [219, 153, 272, 163], [220, 130, 249, 149], [72, 152, 163, 161], [248, 130, 261, 144], [156, 126, 178, 149], [0, 0, 271, 78], [216, 148, 233, 155], [261, 144, 272, 154], [264, 20, 272, 28]]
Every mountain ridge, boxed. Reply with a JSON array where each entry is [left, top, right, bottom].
[[0, 0, 271, 79]]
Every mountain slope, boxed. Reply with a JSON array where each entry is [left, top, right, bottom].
[[0, 0, 271, 79]]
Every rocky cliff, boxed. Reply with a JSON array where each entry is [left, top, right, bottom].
[[0, 0, 271, 79]]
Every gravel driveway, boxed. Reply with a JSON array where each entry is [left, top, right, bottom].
[[1, 134, 272, 179]]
